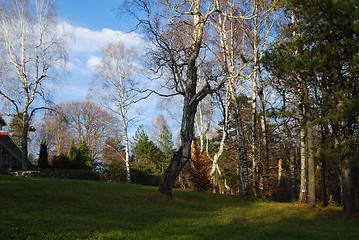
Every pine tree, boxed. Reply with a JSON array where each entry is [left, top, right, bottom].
[[132, 125, 163, 174], [263, 0, 359, 212], [158, 125, 175, 174], [9, 115, 36, 146], [78, 140, 93, 168], [38, 136, 48, 169]]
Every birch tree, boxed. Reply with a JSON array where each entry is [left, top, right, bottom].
[[93, 41, 138, 183], [0, 0, 68, 169], [246, 0, 277, 197], [211, 0, 251, 195], [125, 0, 225, 196]]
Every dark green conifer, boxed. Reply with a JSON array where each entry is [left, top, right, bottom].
[[38, 136, 48, 169]]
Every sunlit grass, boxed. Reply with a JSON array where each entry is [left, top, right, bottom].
[[0, 175, 357, 240]]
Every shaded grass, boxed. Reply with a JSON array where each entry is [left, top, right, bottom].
[[0, 175, 358, 240]]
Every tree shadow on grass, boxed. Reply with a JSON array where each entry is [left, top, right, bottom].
[[0, 175, 358, 240]]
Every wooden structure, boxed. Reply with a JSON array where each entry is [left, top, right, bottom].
[[0, 116, 29, 170]]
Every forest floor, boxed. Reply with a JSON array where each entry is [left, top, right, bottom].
[[0, 174, 358, 240]]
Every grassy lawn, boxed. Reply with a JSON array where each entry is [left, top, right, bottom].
[[0, 175, 358, 240]]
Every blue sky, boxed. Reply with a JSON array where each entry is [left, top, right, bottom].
[[53, 0, 138, 102], [58, 0, 123, 31], [53, 0, 177, 138]]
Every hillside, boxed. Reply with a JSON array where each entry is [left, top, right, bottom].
[[0, 175, 358, 240]]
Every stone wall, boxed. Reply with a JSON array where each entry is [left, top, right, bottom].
[[6, 169, 102, 181]]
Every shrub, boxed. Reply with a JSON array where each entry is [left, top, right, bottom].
[[130, 169, 161, 186], [51, 154, 70, 169], [69, 160, 90, 170]]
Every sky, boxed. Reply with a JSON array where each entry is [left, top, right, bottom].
[[52, 0, 172, 136], [54, 0, 140, 102]]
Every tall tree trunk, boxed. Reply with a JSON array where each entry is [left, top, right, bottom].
[[159, 8, 205, 195], [158, 94, 199, 196], [342, 166, 355, 213], [321, 154, 328, 207], [123, 123, 131, 183], [209, 83, 230, 193], [307, 121, 315, 206], [289, 149, 296, 202], [298, 98, 307, 203], [21, 112, 29, 170], [281, 79, 296, 201], [258, 71, 270, 196], [250, 0, 259, 198], [304, 78, 315, 206], [157, 0, 219, 197], [229, 82, 250, 196], [320, 119, 329, 207], [215, 3, 249, 196], [277, 158, 282, 188]]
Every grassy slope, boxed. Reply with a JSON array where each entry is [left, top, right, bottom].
[[0, 175, 358, 240]]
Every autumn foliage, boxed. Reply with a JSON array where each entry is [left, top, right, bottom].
[[188, 142, 213, 192]]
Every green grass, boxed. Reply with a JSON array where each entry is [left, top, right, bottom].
[[0, 175, 358, 240]]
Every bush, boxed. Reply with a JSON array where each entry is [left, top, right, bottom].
[[69, 160, 90, 170], [51, 154, 70, 169], [130, 169, 161, 186], [51, 154, 91, 170]]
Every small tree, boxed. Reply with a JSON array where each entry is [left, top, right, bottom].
[[38, 136, 48, 169], [78, 140, 93, 168], [189, 142, 213, 192], [158, 125, 175, 174], [68, 138, 78, 161], [132, 125, 163, 174]]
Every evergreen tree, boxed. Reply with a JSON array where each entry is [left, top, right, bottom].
[[263, 0, 359, 212], [132, 125, 163, 174], [158, 125, 175, 173], [38, 136, 48, 169], [68, 138, 78, 161], [9, 115, 36, 146], [78, 140, 93, 168]]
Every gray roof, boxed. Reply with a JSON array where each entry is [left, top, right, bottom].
[[0, 132, 22, 161]]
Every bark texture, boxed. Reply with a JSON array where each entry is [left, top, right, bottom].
[[158, 0, 217, 196]]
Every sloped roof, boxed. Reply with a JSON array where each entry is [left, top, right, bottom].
[[0, 116, 6, 126], [0, 132, 22, 161]]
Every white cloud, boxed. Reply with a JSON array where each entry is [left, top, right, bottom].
[[58, 21, 148, 54], [86, 56, 102, 71], [53, 21, 150, 105]]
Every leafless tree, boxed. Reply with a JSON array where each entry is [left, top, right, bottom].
[[92, 41, 140, 183], [39, 105, 72, 158], [211, 0, 251, 195], [0, 0, 68, 169], [124, 0, 226, 196], [62, 101, 117, 161]]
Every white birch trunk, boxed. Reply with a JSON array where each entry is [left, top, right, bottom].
[[299, 93, 307, 203], [277, 158, 282, 188], [122, 112, 131, 183], [258, 71, 270, 196], [250, 0, 259, 198], [214, 2, 250, 195]]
